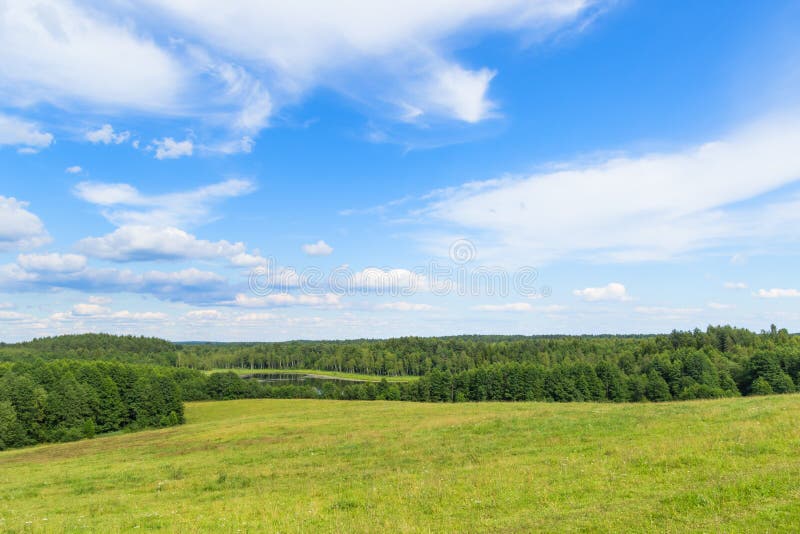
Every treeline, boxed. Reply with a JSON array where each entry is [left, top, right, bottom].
[[0, 360, 184, 450], [172, 325, 795, 378], [169, 342, 799, 404], [0, 334, 179, 366]]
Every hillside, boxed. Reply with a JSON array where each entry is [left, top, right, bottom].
[[2, 395, 799, 532]]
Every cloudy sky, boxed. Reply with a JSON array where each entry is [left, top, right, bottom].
[[2, 0, 800, 341]]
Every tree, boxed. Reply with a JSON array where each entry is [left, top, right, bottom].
[[0, 401, 19, 450], [645, 370, 671, 402], [750, 377, 773, 396]]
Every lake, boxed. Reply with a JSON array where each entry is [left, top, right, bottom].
[[240, 373, 364, 389]]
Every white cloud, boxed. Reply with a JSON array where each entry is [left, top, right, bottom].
[[755, 288, 800, 299], [0, 113, 53, 152], [109, 310, 168, 321], [73, 178, 255, 227], [86, 124, 130, 144], [573, 282, 630, 302], [53, 302, 168, 321], [414, 63, 497, 124], [0, 310, 31, 321], [0, 196, 50, 250], [235, 312, 277, 322], [76, 225, 248, 263], [65, 165, 82, 174], [349, 267, 427, 292], [141, 268, 226, 287], [17, 253, 87, 273], [423, 115, 800, 263], [72, 303, 110, 316], [376, 301, 434, 312], [88, 296, 112, 305], [233, 292, 341, 308], [724, 281, 748, 290], [0, 0, 182, 111], [152, 137, 194, 160], [472, 302, 532, 312], [185, 309, 223, 320], [230, 252, 268, 267], [135, 0, 597, 123], [302, 240, 333, 256]]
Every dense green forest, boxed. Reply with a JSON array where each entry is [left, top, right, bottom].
[[0, 360, 184, 450], [2, 325, 800, 450]]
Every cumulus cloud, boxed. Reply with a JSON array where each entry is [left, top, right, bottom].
[[230, 252, 268, 267], [302, 240, 333, 256], [235, 312, 277, 322], [86, 124, 130, 144], [375, 302, 434, 312], [471, 302, 532, 312], [0, 310, 31, 321], [232, 292, 341, 308], [72, 302, 110, 316], [17, 253, 87, 273], [347, 267, 427, 293], [573, 282, 630, 302], [76, 225, 249, 263], [52, 302, 168, 322], [65, 165, 83, 174], [0, 262, 231, 306], [0, 196, 50, 250], [151, 137, 194, 159], [184, 309, 223, 321], [754, 288, 800, 299], [422, 115, 800, 264], [0, 113, 53, 152]]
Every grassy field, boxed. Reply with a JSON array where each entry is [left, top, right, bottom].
[[205, 367, 419, 382], [2, 396, 800, 532]]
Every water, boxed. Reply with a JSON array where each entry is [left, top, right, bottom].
[[241, 372, 363, 389]]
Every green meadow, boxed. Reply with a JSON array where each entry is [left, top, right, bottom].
[[205, 368, 419, 382], [2, 395, 800, 533]]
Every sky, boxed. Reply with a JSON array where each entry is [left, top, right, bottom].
[[2, 0, 800, 341]]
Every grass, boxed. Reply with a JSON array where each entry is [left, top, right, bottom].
[[1, 395, 800, 532], [205, 367, 419, 382]]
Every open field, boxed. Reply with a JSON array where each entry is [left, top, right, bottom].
[[205, 368, 419, 382], [2, 396, 800, 532]]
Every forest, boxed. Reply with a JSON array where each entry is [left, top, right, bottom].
[[0, 360, 184, 450], [1, 325, 799, 450]]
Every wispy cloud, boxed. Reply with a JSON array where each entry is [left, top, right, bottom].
[[73, 178, 255, 227], [418, 115, 800, 264]]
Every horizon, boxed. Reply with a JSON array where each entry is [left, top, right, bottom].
[[4, 323, 795, 346], [3, 1, 800, 341]]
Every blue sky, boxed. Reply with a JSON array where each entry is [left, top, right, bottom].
[[2, 0, 800, 341]]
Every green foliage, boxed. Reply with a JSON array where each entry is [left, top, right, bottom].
[[750, 377, 774, 396], [0, 360, 185, 450], [645, 370, 672, 402]]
